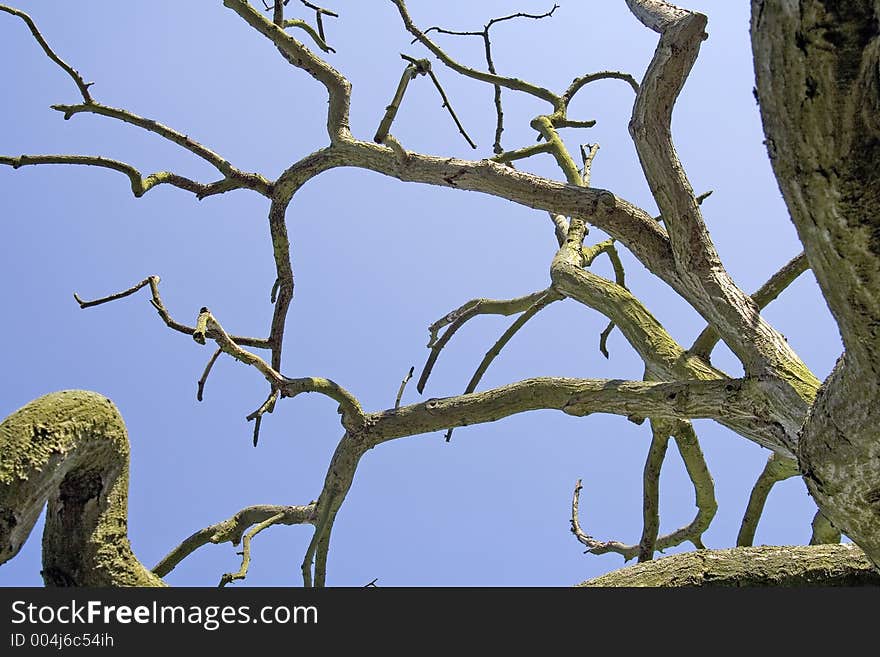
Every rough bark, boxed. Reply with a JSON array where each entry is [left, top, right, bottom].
[[0, 391, 163, 586], [751, 0, 880, 566], [580, 544, 880, 586]]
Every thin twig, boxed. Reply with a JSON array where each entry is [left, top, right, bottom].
[[419, 289, 551, 393], [75, 275, 270, 348], [563, 70, 639, 105], [0, 4, 93, 102], [692, 252, 809, 360], [446, 289, 562, 441], [425, 69, 477, 149], [73, 277, 153, 309], [282, 18, 336, 52], [197, 348, 223, 402], [395, 366, 415, 409], [579, 143, 600, 187], [0, 155, 245, 200], [246, 388, 280, 447]]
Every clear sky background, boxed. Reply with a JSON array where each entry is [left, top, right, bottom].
[[0, 1, 842, 587]]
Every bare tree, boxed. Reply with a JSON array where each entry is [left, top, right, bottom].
[[1, 0, 879, 587]]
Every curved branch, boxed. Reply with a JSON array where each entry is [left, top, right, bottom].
[[0, 4, 93, 102], [0, 391, 164, 586], [219, 512, 287, 587], [76, 275, 271, 349], [573, 420, 717, 563], [736, 452, 799, 547], [153, 503, 316, 578], [390, 0, 560, 107], [0, 155, 242, 200], [418, 288, 551, 393], [445, 289, 562, 441]]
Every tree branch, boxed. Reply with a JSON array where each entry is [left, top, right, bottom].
[[50, 103, 271, 195], [0, 155, 244, 200], [153, 503, 316, 577], [691, 252, 809, 360], [0, 391, 164, 586], [580, 544, 879, 586], [368, 376, 792, 451], [625, 0, 815, 392], [75, 275, 271, 349], [391, 0, 560, 107], [223, 0, 351, 141], [736, 451, 799, 547]]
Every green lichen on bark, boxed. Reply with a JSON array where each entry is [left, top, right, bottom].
[[580, 544, 880, 587], [0, 390, 164, 586]]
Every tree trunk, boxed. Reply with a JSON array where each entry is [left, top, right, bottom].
[[751, 0, 880, 567], [0, 391, 164, 586]]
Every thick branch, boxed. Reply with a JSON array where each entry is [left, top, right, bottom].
[[368, 376, 793, 451], [626, 1, 814, 390], [0, 391, 164, 586], [580, 544, 879, 586], [691, 252, 809, 360], [0, 4, 93, 102]]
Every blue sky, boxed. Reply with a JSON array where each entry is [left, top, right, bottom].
[[0, 1, 841, 586]]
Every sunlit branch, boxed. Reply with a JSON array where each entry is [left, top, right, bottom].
[[196, 308, 366, 433], [691, 252, 809, 360], [74, 275, 270, 349], [445, 289, 562, 441], [153, 503, 316, 577], [418, 288, 552, 393], [0, 155, 244, 200], [0, 4, 93, 102], [219, 512, 286, 587]]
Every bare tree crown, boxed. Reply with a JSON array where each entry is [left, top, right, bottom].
[[1, 0, 879, 587]]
